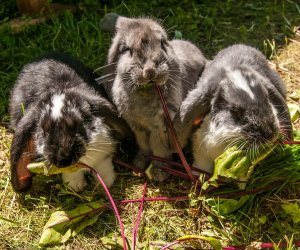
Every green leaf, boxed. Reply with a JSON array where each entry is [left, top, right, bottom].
[[294, 130, 300, 140], [39, 201, 106, 246], [176, 235, 222, 250], [206, 196, 249, 216], [258, 215, 267, 224], [288, 103, 300, 122], [27, 162, 84, 175], [101, 235, 126, 249], [174, 30, 183, 39], [289, 90, 300, 100], [281, 203, 300, 224], [203, 144, 275, 190]]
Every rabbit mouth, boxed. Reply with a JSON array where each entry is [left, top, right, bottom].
[[137, 81, 154, 91]]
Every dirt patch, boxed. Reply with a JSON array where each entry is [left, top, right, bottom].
[[275, 27, 300, 93], [269, 27, 300, 130]]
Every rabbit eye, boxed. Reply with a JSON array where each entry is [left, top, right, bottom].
[[231, 107, 245, 118], [120, 46, 132, 55]]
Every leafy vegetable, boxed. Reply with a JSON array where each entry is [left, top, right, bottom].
[[137, 83, 153, 91], [203, 144, 276, 190], [27, 162, 84, 175], [205, 196, 249, 216], [39, 201, 106, 246], [145, 163, 154, 180], [288, 103, 300, 122], [176, 235, 222, 250], [101, 235, 127, 249], [161, 235, 222, 250], [281, 203, 300, 224]]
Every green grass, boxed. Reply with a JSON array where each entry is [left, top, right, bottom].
[[1, 0, 300, 249], [1, 0, 300, 117]]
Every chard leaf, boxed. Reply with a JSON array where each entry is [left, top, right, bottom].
[[203, 144, 275, 190], [288, 103, 300, 122], [176, 235, 222, 250], [281, 203, 300, 224], [39, 201, 106, 246], [289, 90, 300, 100], [206, 196, 249, 216], [101, 235, 127, 249], [27, 162, 84, 175]]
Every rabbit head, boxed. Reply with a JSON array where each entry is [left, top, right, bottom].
[[210, 66, 282, 148], [34, 90, 114, 168], [104, 14, 180, 90]]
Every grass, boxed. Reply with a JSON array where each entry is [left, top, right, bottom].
[[0, 0, 300, 249]]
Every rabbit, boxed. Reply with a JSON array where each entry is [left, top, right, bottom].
[[180, 44, 293, 174], [9, 51, 134, 192], [99, 14, 207, 181]]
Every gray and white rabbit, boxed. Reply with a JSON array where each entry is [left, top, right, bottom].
[[9, 51, 134, 192], [100, 14, 207, 181], [180, 44, 293, 173]]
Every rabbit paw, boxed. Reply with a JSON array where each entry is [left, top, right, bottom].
[[62, 170, 87, 192]]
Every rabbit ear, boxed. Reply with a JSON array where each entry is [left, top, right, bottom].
[[100, 13, 130, 32], [180, 77, 219, 125], [86, 95, 135, 141], [10, 107, 37, 192], [266, 83, 293, 140], [104, 14, 131, 63], [107, 38, 121, 64]]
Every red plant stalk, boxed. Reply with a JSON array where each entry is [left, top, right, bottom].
[[145, 154, 212, 177], [113, 159, 145, 174], [132, 182, 147, 250], [160, 240, 180, 250], [261, 241, 300, 248], [222, 247, 245, 250], [282, 140, 300, 144], [86, 166, 127, 250], [119, 195, 189, 204], [155, 84, 196, 183]]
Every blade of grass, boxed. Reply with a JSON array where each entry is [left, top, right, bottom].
[[132, 182, 147, 250]]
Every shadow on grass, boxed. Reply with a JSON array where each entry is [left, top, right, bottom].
[[0, 0, 300, 118]]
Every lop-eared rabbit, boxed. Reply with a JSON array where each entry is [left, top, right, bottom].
[[9, 51, 134, 192], [180, 44, 293, 173], [100, 13, 207, 181]]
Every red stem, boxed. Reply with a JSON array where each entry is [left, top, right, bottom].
[[113, 159, 145, 174], [86, 166, 127, 250], [132, 182, 147, 250], [222, 247, 244, 250], [119, 195, 189, 204], [215, 181, 282, 198], [261, 241, 300, 248], [282, 140, 300, 144], [155, 84, 196, 183], [145, 154, 212, 176], [160, 240, 180, 250]]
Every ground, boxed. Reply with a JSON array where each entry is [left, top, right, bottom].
[[0, 1, 300, 249]]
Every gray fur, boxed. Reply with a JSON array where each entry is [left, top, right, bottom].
[[102, 15, 206, 180], [9, 52, 133, 192], [180, 44, 293, 173]]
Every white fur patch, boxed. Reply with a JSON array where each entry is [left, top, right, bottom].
[[227, 69, 255, 100], [271, 105, 280, 129], [51, 94, 65, 119], [62, 169, 88, 192], [192, 114, 241, 173], [79, 126, 116, 188]]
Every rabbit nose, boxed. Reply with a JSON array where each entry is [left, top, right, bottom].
[[143, 66, 156, 80]]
